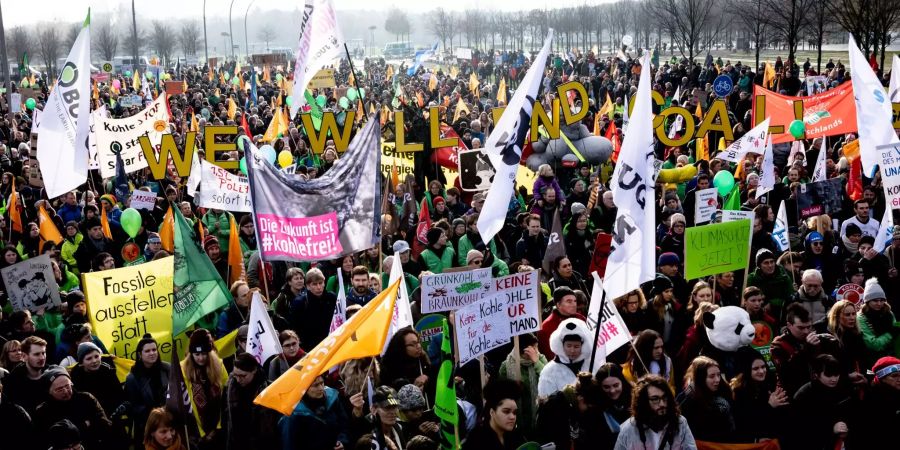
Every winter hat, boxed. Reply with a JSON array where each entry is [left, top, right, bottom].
[[805, 232, 824, 244], [466, 249, 484, 265], [147, 232, 161, 244], [872, 356, 900, 384], [570, 202, 586, 216], [76, 342, 102, 363], [203, 235, 220, 252], [83, 216, 101, 231], [188, 328, 214, 354], [65, 290, 86, 308], [859, 235, 876, 248], [41, 365, 71, 388], [392, 240, 410, 254], [48, 419, 81, 450], [99, 194, 117, 207], [452, 218, 466, 229], [426, 227, 444, 247], [669, 213, 686, 226], [863, 278, 886, 303], [396, 384, 427, 412], [756, 248, 775, 267], [845, 223, 862, 237], [651, 274, 674, 296], [433, 196, 445, 206], [657, 252, 680, 267], [136, 333, 158, 355]]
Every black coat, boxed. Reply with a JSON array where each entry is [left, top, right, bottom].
[[33, 391, 112, 449], [222, 370, 280, 450], [124, 361, 171, 444], [70, 360, 126, 416], [0, 398, 34, 450]]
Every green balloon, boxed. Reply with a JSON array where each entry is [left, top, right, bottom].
[[285, 95, 293, 106], [347, 88, 358, 101], [316, 94, 327, 108], [358, 88, 365, 99], [232, 76, 240, 85], [25, 98, 36, 111], [789, 119, 805, 139], [125, 71, 132, 77], [713, 170, 736, 197], [339, 97, 350, 109], [121, 208, 142, 239], [276, 73, 283, 82], [240, 157, 248, 175]]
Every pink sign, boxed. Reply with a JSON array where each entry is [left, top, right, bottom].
[[256, 212, 343, 260]]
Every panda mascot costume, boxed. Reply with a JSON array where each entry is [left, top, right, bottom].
[[538, 318, 592, 398], [699, 306, 757, 379]]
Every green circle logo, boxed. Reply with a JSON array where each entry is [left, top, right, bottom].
[[59, 62, 78, 87]]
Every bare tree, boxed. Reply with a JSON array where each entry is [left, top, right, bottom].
[[646, 0, 720, 61], [64, 23, 80, 51], [151, 21, 176, 65], [121, 26, 143, 65], [762, 0, 812, 65], [94, 18, 119, 61], [179, 21, 202, 56], [825, 0, 872, 56], [7, 26, 33, 65], [732, 0, 769, 69], [37, 27, 61, 75], [428, 8, 454, 53], [384, 8, 411, 42], [257, 28, 276, 53]]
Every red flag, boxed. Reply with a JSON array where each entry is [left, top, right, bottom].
[[606, 121, 620, 163], [241, 111, 251, 138], [589, 232, 612, 278], [412, 197, 431, 260], [430, 124, 468, 169], [848, 157, 863, 201]]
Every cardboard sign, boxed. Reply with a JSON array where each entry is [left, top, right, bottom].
[[454, 293, 511, 365], [694, 187, 719, 224], [455, 48, 472, 60], [722, 210, 754, 222], [684, 219, 752, 279], [797, 178, 845, 219], [493, 271, 541, 336], [10, 93, 21, 113], [165, 80, 184, 95], [0, 255, 62, 313], [130, 189, 157, 211], [94, 94, 170, 178], [421, 268, 493, 313], [197, 160, 252, 212], [309, 68, 336, 89]]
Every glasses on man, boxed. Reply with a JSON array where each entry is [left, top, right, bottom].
[[648, 395, 667, 405]]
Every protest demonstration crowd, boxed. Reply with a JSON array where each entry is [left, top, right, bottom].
[[3, 1, 900, 450]]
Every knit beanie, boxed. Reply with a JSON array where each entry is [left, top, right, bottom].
[[466, 249, 484, 265], [203, 235, 220, 252], [48, 419, 81, 450], [863, 277, 886, 303], [41, 365, 71, 389], [651, 274, 674, 296], [426, 227, 444, 247], [756, 248, 775, 267], [188, 329, 214, 354], [100, 194, 117, 207], [873, 356, 900, 384], [76, 342, 102, 363], [658, 252, 680, 267], [396, 384, 427, 412]]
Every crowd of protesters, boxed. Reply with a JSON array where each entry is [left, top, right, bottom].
[[0, 39, 898, 450]]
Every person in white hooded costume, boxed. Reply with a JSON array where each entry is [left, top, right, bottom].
[[537, 318, 593, 398]]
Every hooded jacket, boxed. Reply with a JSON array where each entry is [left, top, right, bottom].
[[538, 318, 592, 398]]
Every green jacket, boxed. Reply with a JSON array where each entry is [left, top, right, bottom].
[[858, 311, 898, 366], [61, 233, 83, 276], [499, 350, 547, 433], [420, 245, 456, 274], [380, 272, 420, 293], [201, 210, 232, 255], [747, 266, 794, 308], [455, 236, 509, 277]]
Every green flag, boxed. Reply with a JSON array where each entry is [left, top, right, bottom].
[[724, 184, 741, 211], [435, 318, 458, 450], [19, 52, 28, 79], [172, 206, 230, 335]]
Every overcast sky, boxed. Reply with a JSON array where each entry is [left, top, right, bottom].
[[2, 0, 592, 26]]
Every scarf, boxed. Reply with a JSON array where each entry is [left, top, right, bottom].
[[841, 234, 858, 254]]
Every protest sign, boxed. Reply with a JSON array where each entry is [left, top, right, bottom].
[[83, 256, 177, 361], [416, 314, 446, 367], [10, 93, 21, 113], [454, 293, 511, 365], [835, 283, 865, 305], [421, 268, 493, 313], [797, 178, 845, 219], [694, 187, 718, 224], [197, 160, 252, 212], [309, 68, 336, 89], [94, 94, 170, 178], [455, 48, 472, 60], [130, 189, 157, 211], [751, 320, 776, 371], [752, 82, 857, 143], [685, 220, 752, 280], [722, 210, 754, 222], [875, 143, 900, 210], [493, 271, 541, 336], [165, 81, 184, 95], [0, 254, 61, 313], [380, 140, 416, 180]]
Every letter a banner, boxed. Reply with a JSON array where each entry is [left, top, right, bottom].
[[245, 115, 381, 262], [83, 256, 176, 361]]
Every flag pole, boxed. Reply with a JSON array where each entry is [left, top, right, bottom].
[[343, 43, 369, 120], [588, 287, 608, 370]]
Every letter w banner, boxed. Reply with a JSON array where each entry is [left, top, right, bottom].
[[605, 53, 657, 301], [245, 115, 381, 262], [751, 81, 856, 144], [93, 94, 170, 178], [289, 0, 344, 118], [247, 291, 282, 365], [35, 11, 91, 199], [255, 280, 400, 415], [478, 29, 554, 244]]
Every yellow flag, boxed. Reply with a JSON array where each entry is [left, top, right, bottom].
[[598, 93, 614, 121], [92, 80, 99, 100], [696, 133, 709, 161], [255, 280, 401, 415], [100, 203, 113, 240], [227, 98, 237, 120], [449, 65, 459, 80], [261, 108, 282, 142], [159, 206, 175, 253], [183, 78, 188, 92], [38, 204, 63, 253], [263, 66, 271, 83], [190, 113, 199, 133], [497, 77, 507, 104], [219, 72, 226, 85], [348, 70, 355, 87], [763, 62, 776, 89], [385, 64, 394, 80], [695, 101, 703, 119], [428, 73, 438, 92], [228, 214, 244, 286], [469, 72, 479, 95], [9, 177, 21, 233], [453, 97, 470, 123], [208, 67, 214, 82]]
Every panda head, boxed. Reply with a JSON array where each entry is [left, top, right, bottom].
[[703, 306, 755, 352], [549, 318, 592, 363]]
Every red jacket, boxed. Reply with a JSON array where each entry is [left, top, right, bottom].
[[538, 309, 586, 360]]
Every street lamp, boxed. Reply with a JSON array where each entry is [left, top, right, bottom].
[[229, 0, 237, 61], [203, 0, 209, 67], [245, 0, 256, 61], [221, 32, 230, 63]]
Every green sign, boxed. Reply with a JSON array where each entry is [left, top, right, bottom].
[[684, 219, 751, 279]]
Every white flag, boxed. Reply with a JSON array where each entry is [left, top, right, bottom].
[[812, 137, 827, 182], [185, 151, 203, 196], [889, 55, 900, 103], [604, 52, 656, 301], [36, 12, 91, 199], [622, 94, 630, 133], [849, 34, 899, 176], [772, 200, 790, 251], [588, 273, 631, 373], [672, 86, 681, 104], [718, 118, 770, 163], [875, 208, 895, 253], [667, 114, 683, 140], [289, 0, 345, 118], [477, 29, 553, 244], [382, 255, 414, 354], [329, 270, 348, 333], [756, 137, 775, 199], [247, 292, 283, 365]]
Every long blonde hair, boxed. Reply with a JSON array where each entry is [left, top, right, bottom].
[[827, 300, 859, 340], [181, 335, 226, 398]]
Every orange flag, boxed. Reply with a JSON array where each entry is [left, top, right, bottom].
[[227, 98, 237, 121], [159, 207, 175, 253], [255, 280, 401, 415], [227, 214, 244, 286], [100, 203, 113, 240], [9, 177, 22, 233], [263, 66, 271, 83], [38, 204, 63, 253]]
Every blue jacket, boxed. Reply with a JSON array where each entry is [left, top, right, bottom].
[[58, 203, 82, 224], [279, 387, 349, 450]]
